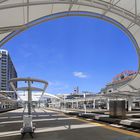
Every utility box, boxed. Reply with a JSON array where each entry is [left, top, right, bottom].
[[109, 100, 126, 118]]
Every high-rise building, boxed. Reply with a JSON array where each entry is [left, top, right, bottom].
[[0, 49, 17, 99]]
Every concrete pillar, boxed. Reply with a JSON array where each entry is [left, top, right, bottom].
[[107, 98, 110, 111], [128, 98, 132, 111]]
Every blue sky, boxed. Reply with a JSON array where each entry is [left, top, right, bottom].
[[3, 16, 138, 94]]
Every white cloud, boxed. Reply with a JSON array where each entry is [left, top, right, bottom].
[[73, 71, 88, 78]]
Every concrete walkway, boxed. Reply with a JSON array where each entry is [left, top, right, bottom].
[[0, 108, 140, 140]]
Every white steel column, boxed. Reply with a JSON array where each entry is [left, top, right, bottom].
[[71, 100, 73, 108], [93, 99, 95, 109], [128, 98, 133, 112], [107, 98, 110, 111], [63, 95, 66, 111], [28, 80, 32, 115], [84, 93, 87, 114], [76, 100, 78, 108]]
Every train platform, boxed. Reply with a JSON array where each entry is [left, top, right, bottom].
[[54, 108, 140, 130], [0, 108, 140, 140]]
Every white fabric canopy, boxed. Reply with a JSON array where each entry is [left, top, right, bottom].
[[19, 92, 60, 101], [0, 0, 140, 93]]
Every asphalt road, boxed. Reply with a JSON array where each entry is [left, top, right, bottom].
[[0, 108, 140, 140]]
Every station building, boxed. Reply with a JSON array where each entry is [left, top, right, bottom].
[[100, 70, 137, 94]]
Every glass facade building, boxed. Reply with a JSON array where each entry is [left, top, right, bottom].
[[0, 49, 17, 99]]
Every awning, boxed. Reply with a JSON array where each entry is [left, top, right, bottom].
[[0, 0, 140, 93]]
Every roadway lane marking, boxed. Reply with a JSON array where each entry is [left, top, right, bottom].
[[0, 124, 97, 138], [0, 117, 77, 125]]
